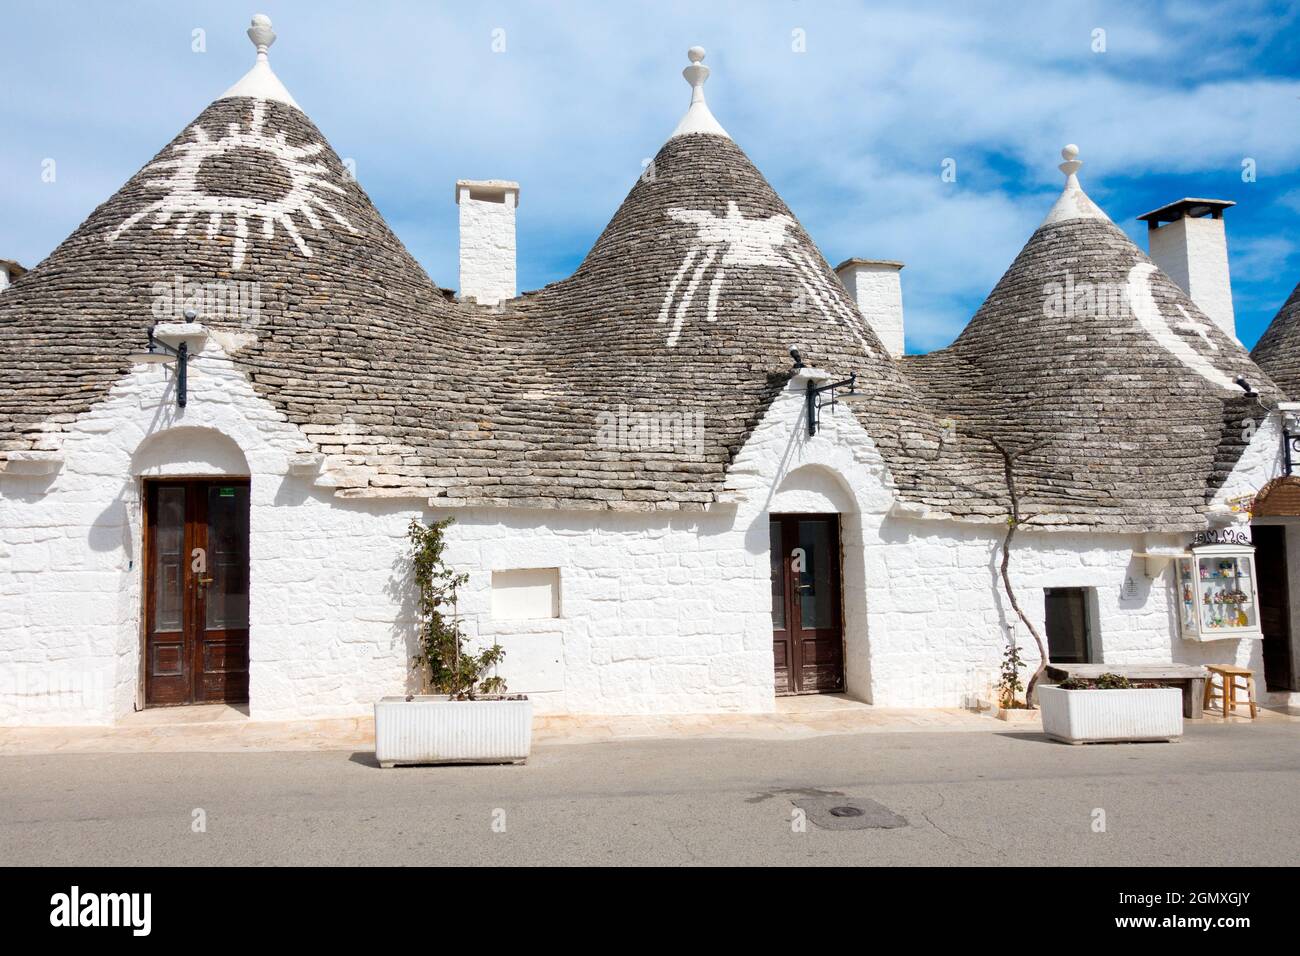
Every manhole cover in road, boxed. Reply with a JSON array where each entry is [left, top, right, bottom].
[[791, 795, 908, 830]]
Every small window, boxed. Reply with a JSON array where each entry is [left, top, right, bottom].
[[491, 568, 560, 620], [1045, 587, 1094, 663]]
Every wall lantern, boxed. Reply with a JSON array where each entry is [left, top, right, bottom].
[[1282, 402, 1300, 477], [791, 349, 868, 437], [125, 309, 197, 408]]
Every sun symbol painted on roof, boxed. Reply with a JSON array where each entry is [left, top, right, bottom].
[[106, 99, 356, 271], [658, 202, 875, 352]]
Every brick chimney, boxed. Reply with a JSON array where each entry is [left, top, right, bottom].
[[834, 258, 905, 358], [456, 180, 519, 305], [1137, 198, 1236, 340]]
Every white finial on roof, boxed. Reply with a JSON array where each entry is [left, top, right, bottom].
[[220, 14, 301, 110], [248, 13, 276, 59], [685, 46, 709, 96], [1059, 143, 1082, 177], [1040, 142, 1109, 227], [669, 46, 731, 140]]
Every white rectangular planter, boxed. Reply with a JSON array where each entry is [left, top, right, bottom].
[[374, 696, 533, 766], [1038, 685, 1183, 744]]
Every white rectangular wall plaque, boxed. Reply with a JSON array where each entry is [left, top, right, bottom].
[[491, 568, 560, 620]]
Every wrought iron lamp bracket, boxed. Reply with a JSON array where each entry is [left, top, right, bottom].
[[805, 373, 858, 437], [139, 327, 189, 409]]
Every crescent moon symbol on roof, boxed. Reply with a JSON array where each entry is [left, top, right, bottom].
[[1126, 262, 1237, 392]]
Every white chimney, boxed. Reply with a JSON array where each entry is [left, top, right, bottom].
[[456, 179, 519, 305], [834, 258, 905, 358], [0, 259, 25, 292], [1137, 198, 1236, 340]]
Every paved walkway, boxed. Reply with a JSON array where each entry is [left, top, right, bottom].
[[1, 693, 1294, 756], [5, 721, 1300, 866]]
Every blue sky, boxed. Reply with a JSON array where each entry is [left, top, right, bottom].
[[2, 0, 1297, 352]]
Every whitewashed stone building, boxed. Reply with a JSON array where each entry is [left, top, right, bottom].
[[1, 17, 1297, 725]]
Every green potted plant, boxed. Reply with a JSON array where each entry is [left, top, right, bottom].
[[374, 518, 531, 767], [994, 638, 1037, 722]]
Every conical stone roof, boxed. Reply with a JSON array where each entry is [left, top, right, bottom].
[[904, 146, 1282, 531], [0, 19, 494, 487], [508, 50, 958, 511], [1, 34, 965, 512], [12, 29, 1265, 525], [1252, 282, 1300, 398]]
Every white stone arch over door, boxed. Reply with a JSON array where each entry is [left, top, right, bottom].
[[726, 372, 898, 708], [127, 425, 256, 712], [770, 462, 857, 515], [769, 463, 873, 703], [130, 426, 252, 479]]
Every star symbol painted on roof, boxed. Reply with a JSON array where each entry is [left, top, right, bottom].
[[667, 201, 793, 268], [657, 201, 876, 354]]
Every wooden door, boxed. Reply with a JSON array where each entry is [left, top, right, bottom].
[[1254, 525, 1295, 692], [770, 514, 844, 695], [145, 480, 250, 706]]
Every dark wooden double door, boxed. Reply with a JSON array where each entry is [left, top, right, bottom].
[[145, 480, 251, 706], [770, 515, 844, 694]]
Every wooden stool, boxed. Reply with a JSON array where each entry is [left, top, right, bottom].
[[1203, 665, 1258, 719]]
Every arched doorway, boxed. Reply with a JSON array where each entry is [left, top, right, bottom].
[[1252, 477, 1300, 519], [1251, 478, 1300, 693], [768, 464, 865, 699], [132, 428, 252, 707], [770, 513, 843, 694]]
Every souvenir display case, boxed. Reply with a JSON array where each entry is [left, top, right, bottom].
[[1175, 540, 1262, 641]]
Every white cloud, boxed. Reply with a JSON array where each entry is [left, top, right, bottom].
[[0, 0, 1295, 350], [1232, 235, 1296, 282]]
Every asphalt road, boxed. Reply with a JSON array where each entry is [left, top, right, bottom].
[[2, 722, 1297, 866]]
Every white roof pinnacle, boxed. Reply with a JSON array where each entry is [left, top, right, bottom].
[[219, 14, 301, 110], [1040, 143, 1109, 227], [669, 47, 731, 140]]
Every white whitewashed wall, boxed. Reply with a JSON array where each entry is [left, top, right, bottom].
[[862, 522, 1263, 708], [0, 345, 1286, 724], [0, 330, 314, 725]]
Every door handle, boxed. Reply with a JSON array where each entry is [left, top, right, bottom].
[[197, 576, 214, 588]]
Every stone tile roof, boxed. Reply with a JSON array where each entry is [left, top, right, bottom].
[[0, 93, 952, 512], [0, 63, 1277, 530], [904, 213, 1282, 532], [0, 96, 503, 496], [1252, 281, 1300, 399], [506, 132, 957, 513]]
